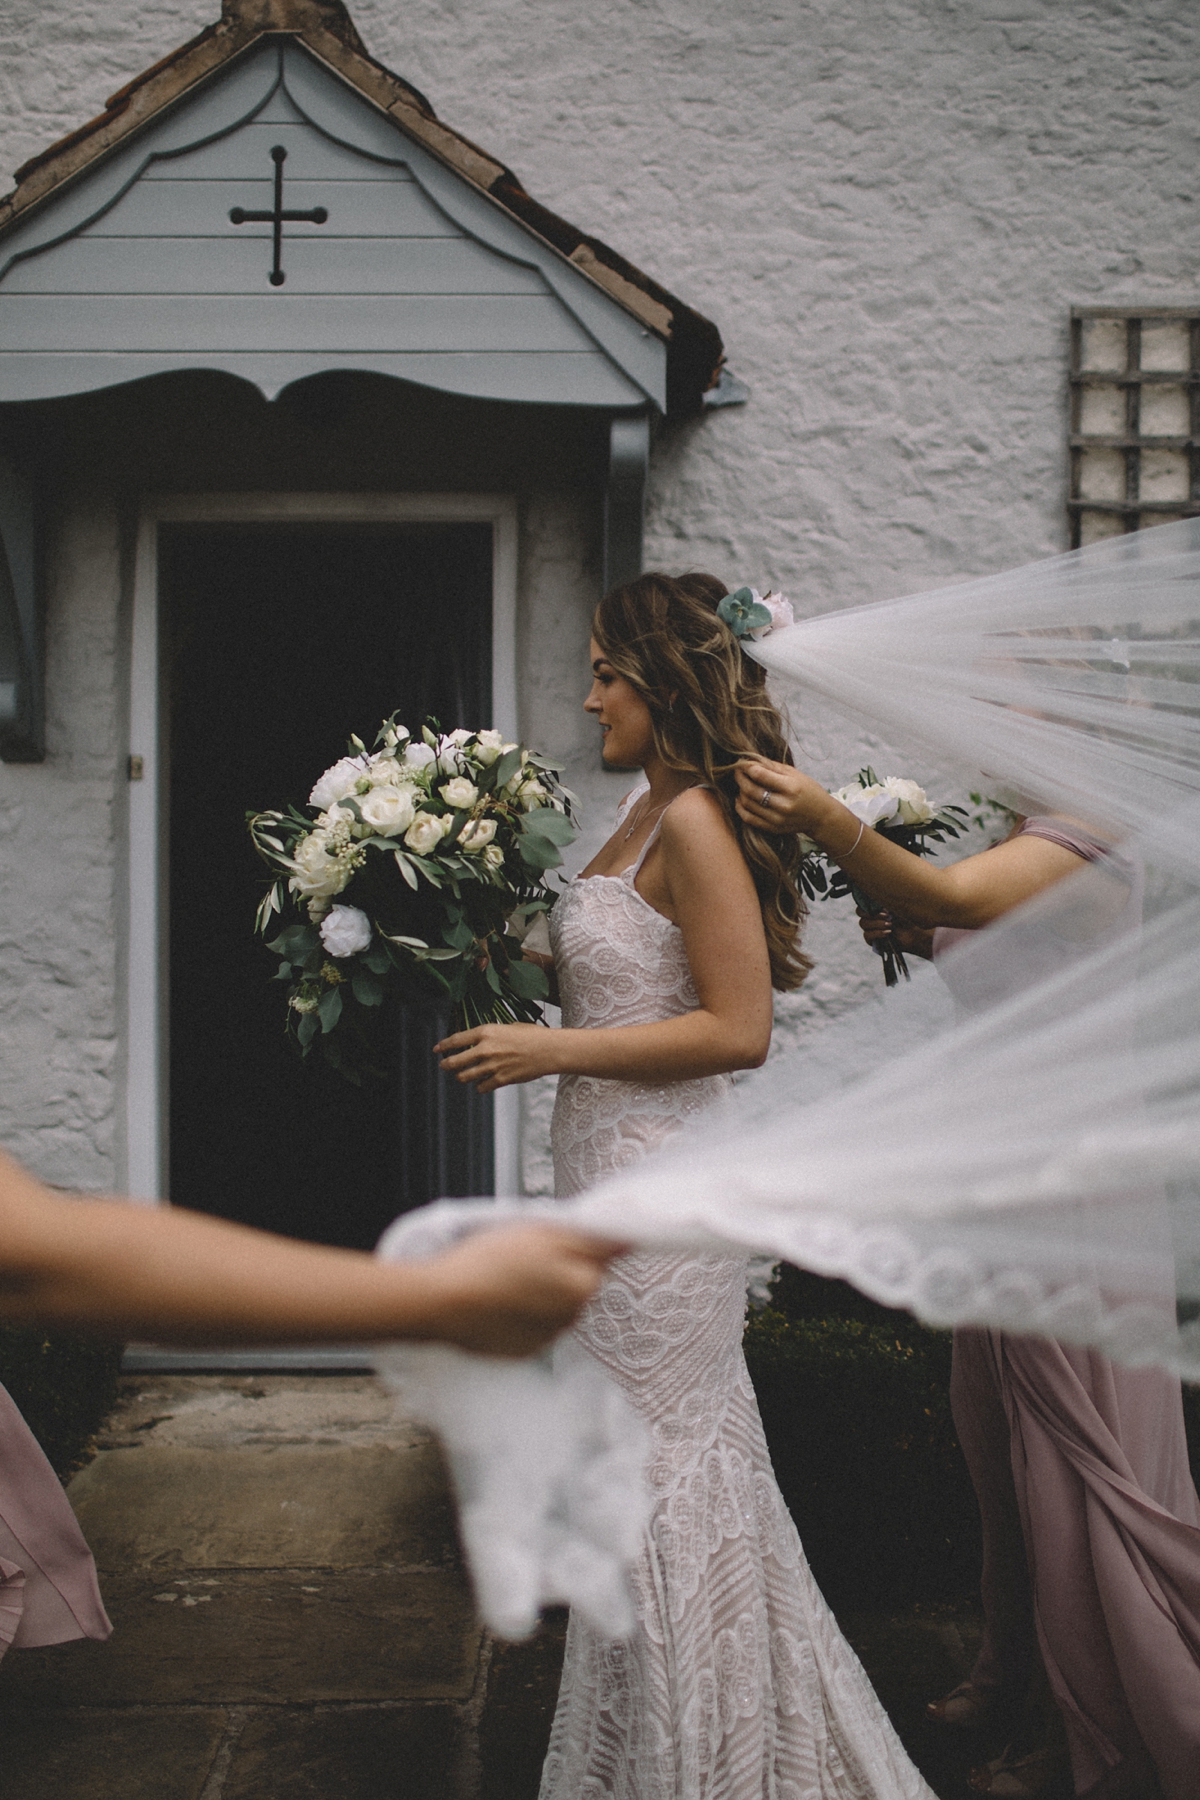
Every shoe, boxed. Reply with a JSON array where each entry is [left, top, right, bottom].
[[967, 1743, 1068, 1797], [925, 1681, 1000, 1728]]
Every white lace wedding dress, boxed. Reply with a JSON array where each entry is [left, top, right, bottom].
[[540, 789, 934, 1800]]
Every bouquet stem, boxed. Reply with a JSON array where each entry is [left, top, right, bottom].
[[849, 885, 910, 988]]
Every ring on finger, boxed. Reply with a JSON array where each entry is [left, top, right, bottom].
[[760, 788, 771, 807]]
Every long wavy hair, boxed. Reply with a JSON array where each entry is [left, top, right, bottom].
[[592, 571, 812, 992]]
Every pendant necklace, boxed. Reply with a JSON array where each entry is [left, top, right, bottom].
[[623, 795, 671, 841]]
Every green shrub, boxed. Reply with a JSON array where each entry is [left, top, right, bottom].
[[744, 1272, 980, 1609], [745, 1266, 1200, 1612], [0, 1329, 123, 1481]]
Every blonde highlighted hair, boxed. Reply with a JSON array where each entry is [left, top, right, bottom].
[[593, 571, 812, 992]]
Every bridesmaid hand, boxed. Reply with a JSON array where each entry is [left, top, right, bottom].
[[857, 907, 936, 961], [734, 758, 835, 836], [434, 1022, 557, 1092]]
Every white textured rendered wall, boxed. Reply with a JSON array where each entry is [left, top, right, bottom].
[[0, 0, 1197, 1189]]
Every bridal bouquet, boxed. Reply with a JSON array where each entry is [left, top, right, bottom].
[[248, 716, 577, 1081], [799, 769, 968, 986]]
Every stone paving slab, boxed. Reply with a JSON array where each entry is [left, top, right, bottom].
[[69, 1442, 459, 1571], [3, 1706, 228, 1800], [221, 1703, 463, 1800], [2, 1568, 479, 1706]]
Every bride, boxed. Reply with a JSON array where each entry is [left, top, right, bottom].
[[434, 571, 934, 1799]]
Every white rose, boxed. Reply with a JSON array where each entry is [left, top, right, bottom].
[[517, 777, 549, 809], [881, 776, 934, 826], [404, 811, 453, 856], [748, 591, 796, 639], [459, 817, 497, 853], [473, 729, 505, 766], [319, 904, 372, 959], [440, 777, 479, 810], [288, 830, 351, 899], [482, 844, 504, 872], [401, 742, 436, 773], [366, 755, 405, 788], [309, 755, 368, 811], [359, 785, 418, 837], [831, 782, 900, 827]]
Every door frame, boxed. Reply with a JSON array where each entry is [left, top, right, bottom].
[[125, 490, 521, 1206]]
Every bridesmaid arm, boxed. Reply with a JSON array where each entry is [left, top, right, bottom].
[[735, 759, 1086, 928], [0, 1149, 616, 1355]]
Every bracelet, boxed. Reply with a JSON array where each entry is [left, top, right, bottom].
[[839, 819, 866, 860]]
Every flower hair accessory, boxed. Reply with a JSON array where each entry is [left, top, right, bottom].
[[717, 587, 796, 641]]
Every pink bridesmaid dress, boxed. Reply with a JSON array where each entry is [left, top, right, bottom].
[[935, 820, 1200, 1800], [0, 1382, 111, 1661]]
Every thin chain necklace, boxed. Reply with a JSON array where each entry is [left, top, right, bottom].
[[623, 793, 672, 842]]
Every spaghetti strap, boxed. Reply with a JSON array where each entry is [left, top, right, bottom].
[[626, 784, 712, 881]]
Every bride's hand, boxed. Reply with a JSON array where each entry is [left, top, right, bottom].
[[434, 1022, 557, 1092], [734, 758, 832, 836]]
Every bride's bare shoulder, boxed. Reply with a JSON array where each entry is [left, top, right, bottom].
[[660, 786, 736, 849]]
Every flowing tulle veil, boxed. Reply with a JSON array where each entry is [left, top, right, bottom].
[[376, 519, 1200, 1638]]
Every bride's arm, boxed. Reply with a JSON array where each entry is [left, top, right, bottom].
[[435, 788, 773, 1091], [734, 759, 1085, 928]]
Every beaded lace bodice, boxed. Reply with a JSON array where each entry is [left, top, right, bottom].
[[550, 785, 730, 1198], [540, 788, 933, 1800]]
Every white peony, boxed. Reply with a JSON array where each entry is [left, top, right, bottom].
[[289, 829, 351, 900], [309, 755, 368, 811], [401, 742, 437, 773], [748, 591, 796, 639], [359, 784, 418, 838], [459, 817, 497, 853], [319, 904, 372, 958], [482, 843, 504, 872], [831, 782, 900, 827], [404, 811, 453, 856], [881, 776, 934, 825], [440, 777, 479, 810]]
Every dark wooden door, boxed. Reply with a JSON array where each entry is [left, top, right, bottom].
[[162, 521, 494, 1250]]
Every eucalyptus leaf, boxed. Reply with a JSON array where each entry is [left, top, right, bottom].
[[504, 958, 549, 1001], [484, 958, 503, 996], [517, 835, 563, 871], [521, 807, 575, 846], [393, 850, 419, 890], [352, 971, 384, 1007], [318, 987, 343, 1034], [494, 747, 523, 790], [443, 917, 475, 951], [268, 924, 319, 962], [297, 1011, 319, 1049]]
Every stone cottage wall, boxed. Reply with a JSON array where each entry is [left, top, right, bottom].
[[0, 0, 1196, 1190]]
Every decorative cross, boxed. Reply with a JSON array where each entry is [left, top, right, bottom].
[[229, 145, 328, 287]]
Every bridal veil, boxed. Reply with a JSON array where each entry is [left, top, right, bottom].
[[377, 517, 1200, 1637]]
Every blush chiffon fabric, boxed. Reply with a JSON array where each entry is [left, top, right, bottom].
[[935, 820, 1200, 1799], [0, 1382, 110, 1660]]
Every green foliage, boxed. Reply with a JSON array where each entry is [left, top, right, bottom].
[[743, 1268, 979, 1609], [247, 716, 579, 1082], [746, 1266, 1200, 1610], [0, 1328, 122, 1481]]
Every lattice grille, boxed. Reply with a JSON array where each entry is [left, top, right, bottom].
[[1069, 307, 1200, 547]]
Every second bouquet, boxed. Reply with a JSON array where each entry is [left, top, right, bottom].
[[248, 716, 577, 1081]]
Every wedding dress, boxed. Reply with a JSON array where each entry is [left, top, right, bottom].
[[539, 787, 934, 1800]]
